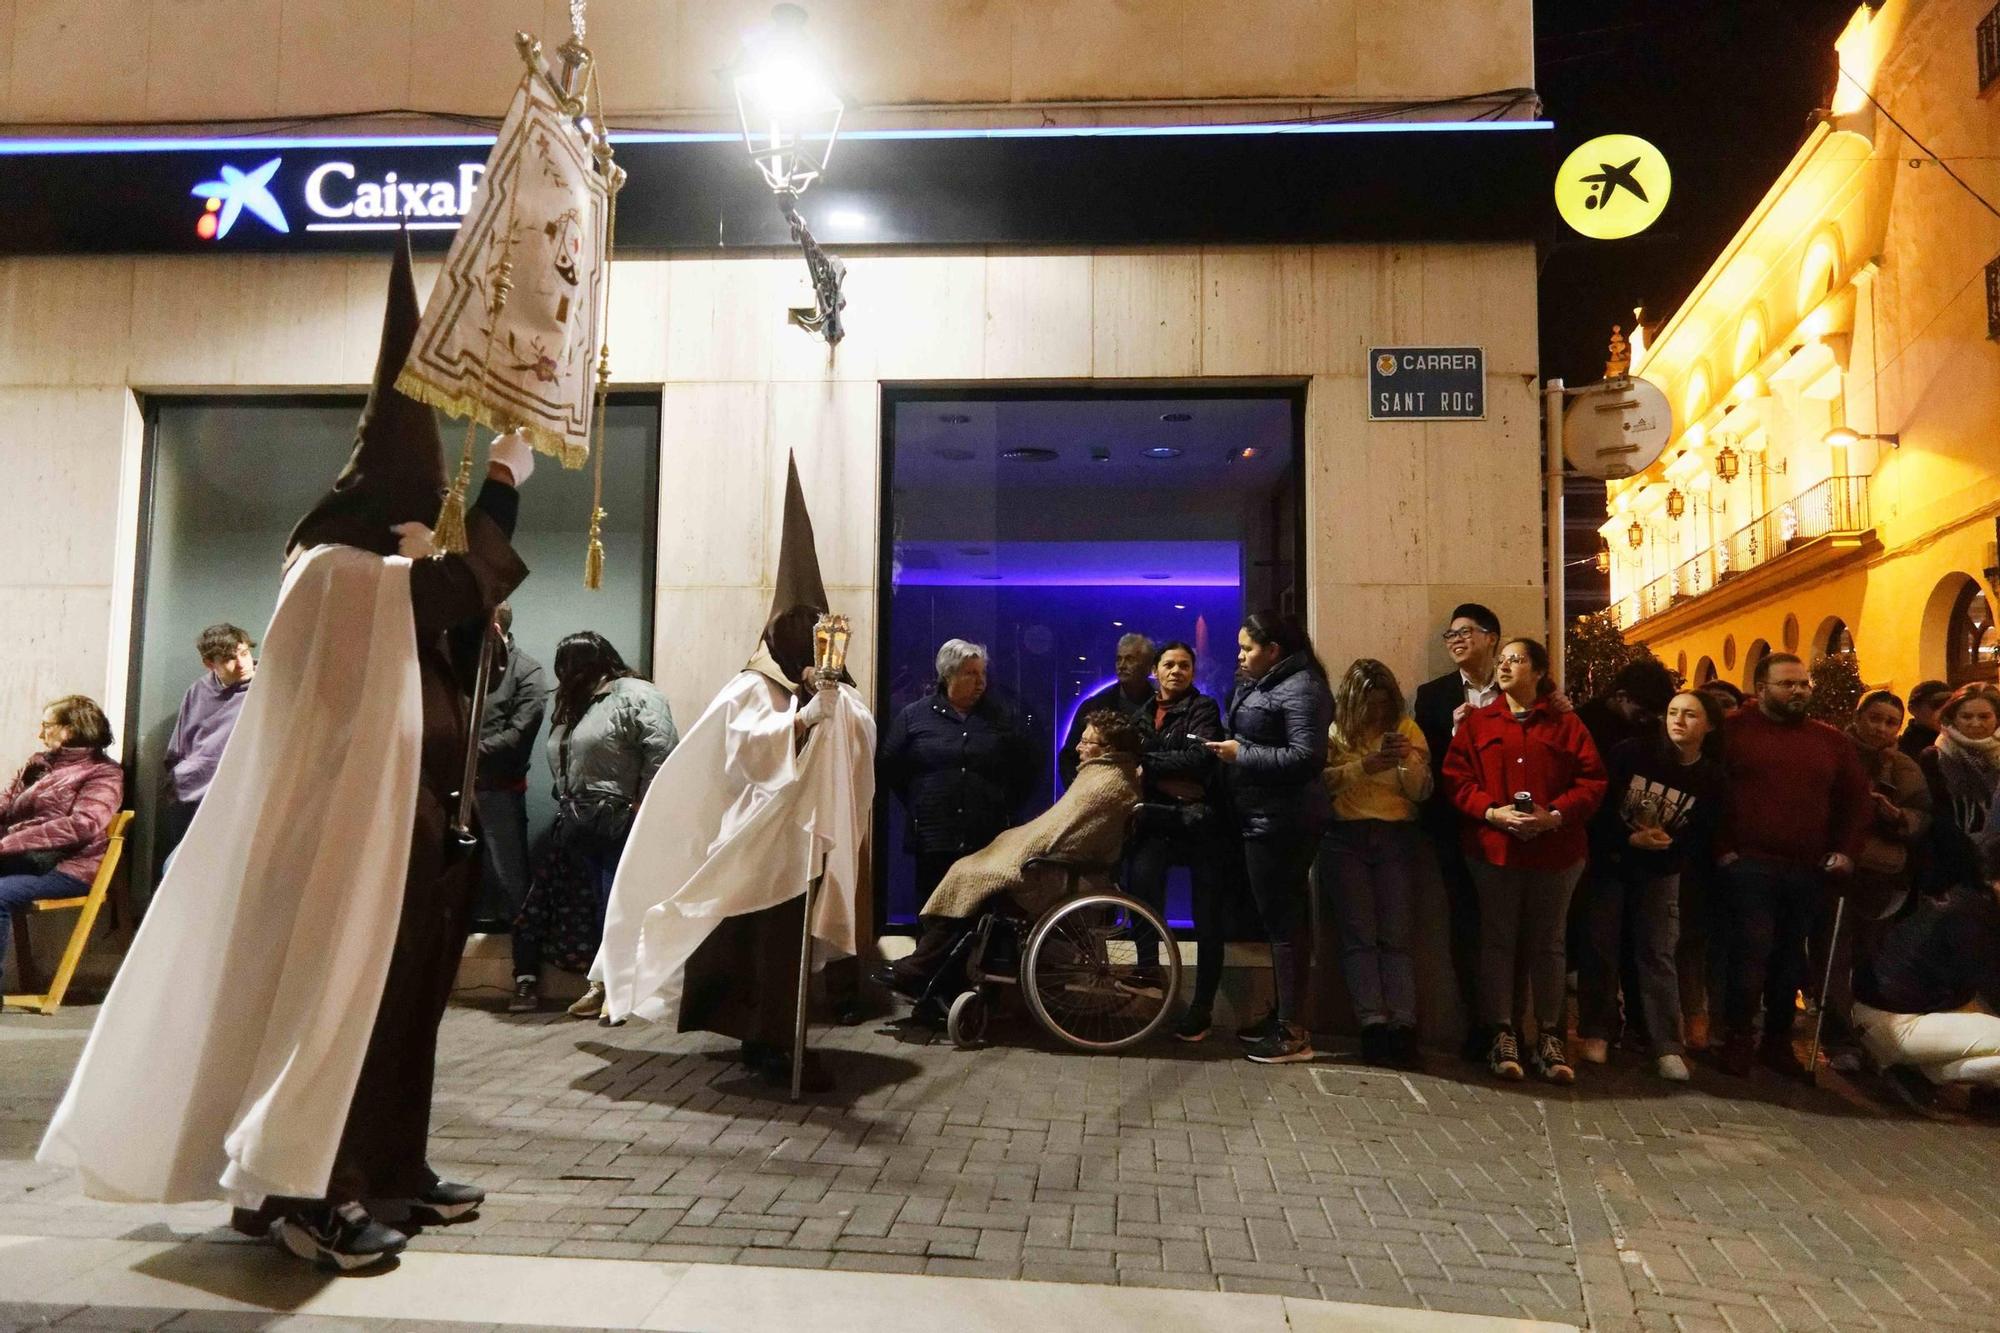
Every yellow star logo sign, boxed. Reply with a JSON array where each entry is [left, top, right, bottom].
[[1555, 134, 1671, 240]]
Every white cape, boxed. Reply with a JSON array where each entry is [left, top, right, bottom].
[[40, 545, 423, 1205], [594, 664, 874, 1025]]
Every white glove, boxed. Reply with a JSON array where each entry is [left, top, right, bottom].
[[392, 521, 435, 559], [797, 686, 836, 728], [487, 428, 535, 487]]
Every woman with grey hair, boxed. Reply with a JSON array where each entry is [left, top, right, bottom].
[[880, 638, 1038, 904]]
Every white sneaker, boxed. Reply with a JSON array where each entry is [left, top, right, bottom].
[[1577, 1037, 1609, 1065], [1656, 1053, 1690, 1082]]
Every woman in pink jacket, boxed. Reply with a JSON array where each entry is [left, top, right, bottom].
[[0, 696, 124, 968], [1443, 639, 1606, 1085]]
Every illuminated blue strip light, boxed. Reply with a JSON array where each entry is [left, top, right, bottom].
[[0, 119, 1552, 156]]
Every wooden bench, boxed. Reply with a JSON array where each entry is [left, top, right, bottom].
[[5, 809, 133, 1015]]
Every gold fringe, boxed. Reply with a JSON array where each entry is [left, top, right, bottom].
[[583, 506, 606, 589], [395, 368, 590, 470], [431, 419, 477, 555]]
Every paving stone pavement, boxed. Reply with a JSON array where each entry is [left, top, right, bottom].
[[5, 1004, 1999, 1331]]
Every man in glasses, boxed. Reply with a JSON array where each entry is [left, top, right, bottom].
[[1413, 603, 1504, 1059]]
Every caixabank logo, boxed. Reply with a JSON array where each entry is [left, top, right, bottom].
[[191, 158, 289, 239], [191, 154, 484, 241]]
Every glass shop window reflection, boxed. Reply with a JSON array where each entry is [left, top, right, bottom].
[[878, 392, 1303, 929]]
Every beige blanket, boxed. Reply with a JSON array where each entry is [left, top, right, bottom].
[[922, 755, 1141, 920]]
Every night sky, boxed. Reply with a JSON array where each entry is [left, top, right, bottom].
[[1533, 0, 1860, 609]]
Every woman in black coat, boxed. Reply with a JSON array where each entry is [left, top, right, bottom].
[[879, 637, 1038, 904], [1124, 641, 1229, 1041], [1207, 611, 1333, 1065]]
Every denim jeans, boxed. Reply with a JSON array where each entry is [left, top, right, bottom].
[[1317, 819, 1420, 1029], [1239, 826, 1317, 1023], [0, 870, 88, 965], [1579, 870, 1685, 1055], [1469, 860, 1584, 1032], [1126, 812, 1228, 1013], [1717, 857, 1826, 1045]]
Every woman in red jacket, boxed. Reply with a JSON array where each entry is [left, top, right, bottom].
[[1443, 638, 1606, 1084], [0, 696, 124, 969]]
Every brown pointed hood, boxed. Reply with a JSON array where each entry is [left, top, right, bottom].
[[760, 453, 832, 683], [286, 234, 448, 557]]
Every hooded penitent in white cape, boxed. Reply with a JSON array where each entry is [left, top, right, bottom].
[[593, 646, 874, 1025], [39, 544, 422, 1204]]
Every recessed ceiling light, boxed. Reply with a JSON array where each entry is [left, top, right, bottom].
[[1000, 447, 1058, 463], [1161, 412, 1193, 423], [1173, 602, 1187, 609], [1090, 447, 1111, 463], [1141, 572, 1171, 580], [938, 412, 971, 424], [1112, 620, 1123, 627], [930, 447, 976, 461], [1238, 447, 1259, 460], [1142, 446, 1182, 460]]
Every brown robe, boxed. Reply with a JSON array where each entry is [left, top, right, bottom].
[[325, 496, 525, 1204], [922, 754, 1142, 921]]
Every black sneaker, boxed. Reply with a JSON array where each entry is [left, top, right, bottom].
[[1386, 1025, 1422, 1070], [272, 1202, 407, 1271], [1882, 1063, 1941, 1116], [1759, 1037, 1808, 1082], [507, 977, 538, 1013], [1245, 1022, 1314, 1065], [404, 1179, 484, 1226], [1236, 1011, 1279, 1046], [1487, 1028, 1524, 1081], [1173, 1007, 1212, 1043], [1534, 1032, 1575, 1086]]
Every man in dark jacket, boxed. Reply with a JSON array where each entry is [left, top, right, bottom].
[[1899, 680, 1951, 761], [880, 639, 1038, 907], [1411, 602, 1502, 1057], [471, 602, 547, 932], [1059, 632, 1157, 785], [1576, 658, 1678, 758]]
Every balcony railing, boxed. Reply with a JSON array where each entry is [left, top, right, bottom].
[[1613, 475, 1872, 629], [1987, 252, 2000, 340], [1982, 1, 2000, 94]]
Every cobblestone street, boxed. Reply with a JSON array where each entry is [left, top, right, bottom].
[[5, 1002, 1999, 1331]]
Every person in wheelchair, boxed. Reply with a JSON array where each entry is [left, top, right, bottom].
[[888, 710, 1144, 1000]]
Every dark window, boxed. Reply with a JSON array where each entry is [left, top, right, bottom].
[[1947, 580, 2000, 686], [1982, 2, 2000, 94], [1986, 252, 2000, 340]]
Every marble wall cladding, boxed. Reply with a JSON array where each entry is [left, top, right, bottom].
[[0, 0, 1532, 123], [0, 240, 1540, 745]]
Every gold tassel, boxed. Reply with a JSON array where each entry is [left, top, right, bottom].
[[431, 420, 478, 556], [583, 505, 606, 589]]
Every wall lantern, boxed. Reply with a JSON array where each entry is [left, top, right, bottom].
[[1665, 486, 1686, 519], [1714, 441, 1741, 483], [729, 4, 847, 343], [1595, 536, 1611, 573], [1627, 518, 1645, 550], [1823, 425, 1900, 450]]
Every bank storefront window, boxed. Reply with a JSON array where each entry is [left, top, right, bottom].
[[129, 395, 659, 909], [875, 387, 1304, 931]]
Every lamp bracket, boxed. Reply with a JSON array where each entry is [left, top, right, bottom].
[[779, 192, 846, 345]]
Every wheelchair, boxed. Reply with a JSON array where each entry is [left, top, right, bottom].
[[912, 849, 1182, 1054]]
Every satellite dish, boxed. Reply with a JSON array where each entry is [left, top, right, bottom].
[[1563, 377, 1673, 480]]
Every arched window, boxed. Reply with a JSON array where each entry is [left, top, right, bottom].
[[1743, 638, 1770, 690], [1947, 582, 1999, 686], [1693, 656, 1716, 685]]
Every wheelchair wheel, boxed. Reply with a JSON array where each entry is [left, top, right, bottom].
[[1022, 893, 1180, 1052], [946, 990, 989, 1049]]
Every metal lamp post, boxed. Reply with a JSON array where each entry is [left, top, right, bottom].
[[730, 4, 847, 344]]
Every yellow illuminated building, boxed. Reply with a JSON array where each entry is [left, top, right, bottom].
[[1606, 0, 2000, 694]]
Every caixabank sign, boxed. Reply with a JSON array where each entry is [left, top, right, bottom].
[[0, 121, 1555, 256]]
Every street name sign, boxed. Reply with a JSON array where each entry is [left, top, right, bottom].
[[1368, 346, 1485, 421]]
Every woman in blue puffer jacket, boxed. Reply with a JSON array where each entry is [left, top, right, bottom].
[[1207, 610, 1333, 1065]]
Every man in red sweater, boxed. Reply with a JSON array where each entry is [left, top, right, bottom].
[[1714, 653, 1870, 1078]]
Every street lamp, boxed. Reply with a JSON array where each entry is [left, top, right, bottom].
[[1595, 536, 1611, 573], [1822, 425, 1899, 450], [1627, 517, 1645, 550], [1714, 441, 1741, 483], [730, 5, 847, 343]]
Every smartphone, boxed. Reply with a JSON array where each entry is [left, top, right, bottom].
[[1512, 791, 1534, 813]]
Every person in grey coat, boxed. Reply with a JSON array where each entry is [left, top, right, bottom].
[[470, 603, 548, 932], [511, 632, 677, 1016]]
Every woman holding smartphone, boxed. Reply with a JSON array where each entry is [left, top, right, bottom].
[[1320, 659, 1431, 1067], [1443, 637, 1607, 1084]]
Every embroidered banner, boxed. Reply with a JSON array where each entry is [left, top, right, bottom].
[[396, 73, 610, 467]]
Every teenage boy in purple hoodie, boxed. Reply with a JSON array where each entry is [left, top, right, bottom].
[[158, 623, 256, 864]]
